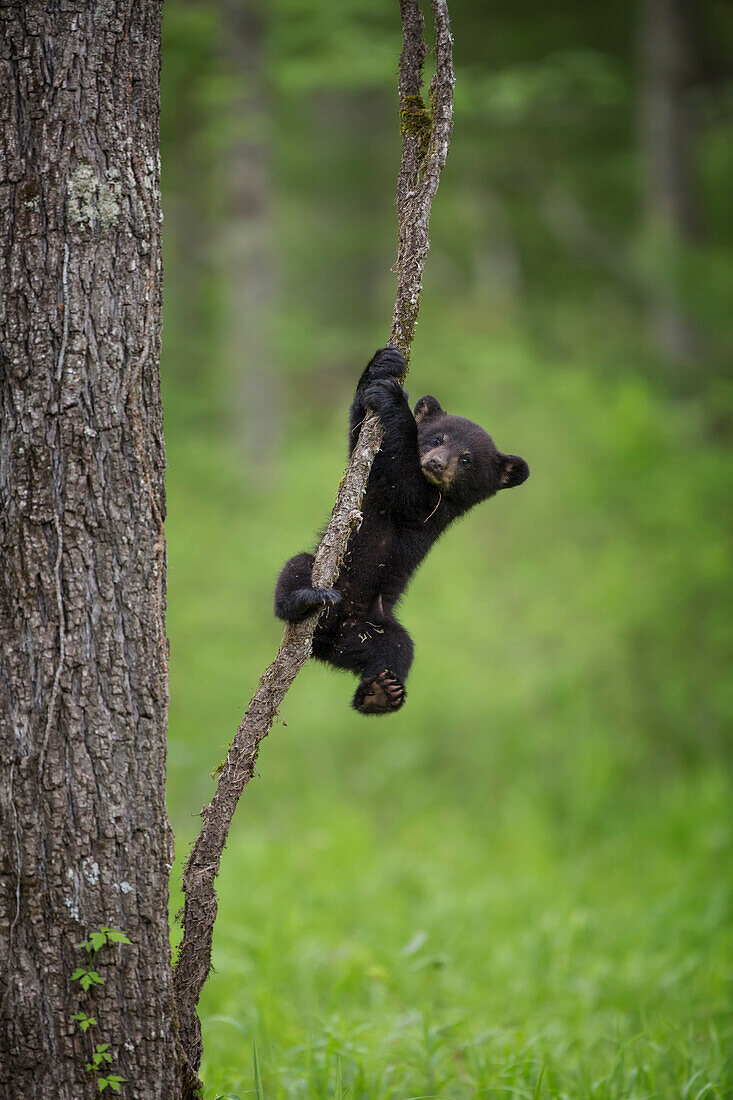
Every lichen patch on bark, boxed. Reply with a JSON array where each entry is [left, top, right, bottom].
[[67, 162, 122, 229]]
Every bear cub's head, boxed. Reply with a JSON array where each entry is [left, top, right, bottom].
[[414, 394, 529, 507]]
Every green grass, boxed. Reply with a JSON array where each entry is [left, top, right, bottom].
[[177, 771, 732, 1099], [165, 315, 732, 1099]]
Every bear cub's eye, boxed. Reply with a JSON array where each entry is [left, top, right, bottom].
[[432, 435, 443, 446], [460, 455, 472, 467]]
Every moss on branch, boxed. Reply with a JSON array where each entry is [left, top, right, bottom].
[[399, 93, 432, 160]]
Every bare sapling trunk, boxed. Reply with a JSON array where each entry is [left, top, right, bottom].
[[0, 3, 181, 1097], [172, 1, 455, 1095]]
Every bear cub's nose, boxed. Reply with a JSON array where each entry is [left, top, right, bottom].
[[424, 455, 446, 476]]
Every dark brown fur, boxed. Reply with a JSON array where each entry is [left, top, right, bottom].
[[275, 347, 529, 714]]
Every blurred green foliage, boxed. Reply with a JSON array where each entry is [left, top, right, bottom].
[[161, 0, 732, 1095]]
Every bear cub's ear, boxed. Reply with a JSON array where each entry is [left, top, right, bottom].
[[498, 454, 530, 490], [414, 395, 444, 424]]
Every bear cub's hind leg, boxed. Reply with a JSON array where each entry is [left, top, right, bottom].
[[275, 551, 342, 623], [349, 619, 413, 716]]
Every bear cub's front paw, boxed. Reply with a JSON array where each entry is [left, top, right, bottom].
[[364, 346, 407, 387], [364, 377, 406, 413], [370, 345, 406, 376]]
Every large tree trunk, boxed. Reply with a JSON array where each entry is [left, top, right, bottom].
[[0, 4, 181, 1097]]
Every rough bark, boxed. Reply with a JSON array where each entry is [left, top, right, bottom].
[[638, 0, 700, 364], [173, 1, 454, 1094], [0, 3, 181, 1097]]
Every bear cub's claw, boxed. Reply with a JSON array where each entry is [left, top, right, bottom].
[[353, 670, 406, 715], [306, 587, 341, 608]]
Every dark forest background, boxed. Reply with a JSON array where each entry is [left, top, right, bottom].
[[160, 2, 733, 1096]]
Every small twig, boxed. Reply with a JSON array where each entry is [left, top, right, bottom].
[[39, 239, 72, 773], [173, 4, 454, 1094], [424, 491, 442, 522], [55, 243, 70, 381], [125, 150, 168, 686], [38, 514, 66, 773]]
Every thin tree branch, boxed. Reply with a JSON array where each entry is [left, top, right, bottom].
[[173, 3, 454, 1094]]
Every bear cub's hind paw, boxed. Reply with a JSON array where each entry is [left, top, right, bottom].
[[353, 670, 406, 715], [283, 587, 341, 622]]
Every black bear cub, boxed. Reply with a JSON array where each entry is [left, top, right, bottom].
[[275, 346, 529, 715]]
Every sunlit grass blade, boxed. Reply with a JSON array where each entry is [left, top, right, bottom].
[[253, 1036, 264, 1100]]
